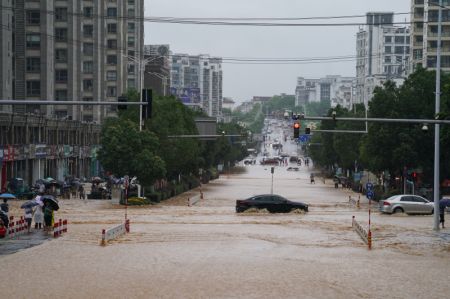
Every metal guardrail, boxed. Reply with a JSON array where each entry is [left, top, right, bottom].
[[352, 216, 372, 250]]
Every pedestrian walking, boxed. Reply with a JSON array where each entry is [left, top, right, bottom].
[[0, 198, 9, 216], [24, 207, 33, 233], [33, 204, 43, 229], [310, 173, 315, 184], [78, 184, 85, 200], [43, 201, 53, 232], [439, 198, 450, 229]]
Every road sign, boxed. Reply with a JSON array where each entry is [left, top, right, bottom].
[[299, 135, 311, 143], [366, 190, 374, 200], [366, 182, 374, 190]]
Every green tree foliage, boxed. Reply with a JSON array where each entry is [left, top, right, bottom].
[[98, 118, 166, 186], [145, 95, 201, 179]]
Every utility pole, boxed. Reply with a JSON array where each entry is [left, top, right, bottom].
[[433, 0, 443, 231]]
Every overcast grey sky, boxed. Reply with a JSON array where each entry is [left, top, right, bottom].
[[144, 0, 410, 103]]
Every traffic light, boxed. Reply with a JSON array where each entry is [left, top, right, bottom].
[[293, 122, 300, 138], [142, 89, 153, 119], [117, 95, 128, 110], [412, 172, 417, 181], [305, 127, 311, 135]]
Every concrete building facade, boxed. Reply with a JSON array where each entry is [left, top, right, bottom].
[[0, 0, 144, 123], [295, 76, 355, 110], [143, 45, 171, 97], [356, 12, 410, 105], [170, 54, 223, 118], [411, 0, 450, 72]]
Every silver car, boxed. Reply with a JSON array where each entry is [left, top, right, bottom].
[[379, 195, 434, 215]]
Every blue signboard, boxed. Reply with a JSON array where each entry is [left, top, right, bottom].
[[366, 182, 374, 190], [299, 135, 311, 143], [366, 190, 374, 200]]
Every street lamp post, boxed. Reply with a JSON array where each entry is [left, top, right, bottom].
[[433, 0, 443, 230], [124, 55, 165, 131]]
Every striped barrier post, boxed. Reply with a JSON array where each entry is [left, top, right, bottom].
[[101, 229, 106, 246], [8, 221, 14, 238], [53, 222, 59, 238], [62, 220, 67, 233], [59, 219, 62, 236]]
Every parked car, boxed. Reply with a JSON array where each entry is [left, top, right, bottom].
[[379, 195, 434, 215], [260, 158, 279, 165], [236, 194, 308, 213], [286, 167, 299, 171]]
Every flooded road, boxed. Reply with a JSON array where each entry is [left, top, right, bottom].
[[1, 159, 450, 298]]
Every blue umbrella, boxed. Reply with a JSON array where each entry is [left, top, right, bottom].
[[0, 193, 16, 199]]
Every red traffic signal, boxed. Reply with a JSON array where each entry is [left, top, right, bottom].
[[293, 122, 300, 138]]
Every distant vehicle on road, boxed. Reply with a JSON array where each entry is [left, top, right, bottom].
[[286, 167, 299, 171], [260, 158, 279, 165], [379, 195, 434, 215], [236, 194, 308, 213]]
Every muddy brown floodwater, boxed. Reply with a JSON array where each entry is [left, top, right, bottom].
[[1, 161, 450, 298]]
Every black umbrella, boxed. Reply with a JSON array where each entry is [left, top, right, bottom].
[[42, 195, 59, 211]]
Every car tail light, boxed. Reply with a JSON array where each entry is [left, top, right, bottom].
[[383, 201, 391, 206], [236, 200, 247, 205]]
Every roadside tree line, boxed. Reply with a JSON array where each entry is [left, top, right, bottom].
[[98, 92, 250, 201], [309, 68, 450, 195]]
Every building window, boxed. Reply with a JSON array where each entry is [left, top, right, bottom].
[[128, 22, 135, 33], [128, 0, 135, 5], [107, 23, 117, 34], [55, 28, 68, 42], [384, 46, 392, 54], [26, 10, 40, 25], [128, 9, 135, 17], [384, 36, 392, 43], [128, 79, 135, 89], [127, 64, 135, 74], [107, 8, 117, 17], [83, 25, 94, 38], [83, 43, 94, 56], [107, 55, 117, 65], [127, 36, 135, 47], [26, 81, 40, 96], [83, 97, 94, 111], [55, 89, 68, 101], [26, 34, 41, 48], [26, 57, 40, 72], [107, 39, 117, 49], [83, 79, 94, 92], [128, 50, 135, 57], [107, 86, 116, 97], [83, 7, 93, 18], [83, 61, 94, 74], [384, 56, 391, 63], [55, 69, 68, 83], [55, 49, 68, 62], [55, 8, 68, 21], [107, 71, 117, 81]]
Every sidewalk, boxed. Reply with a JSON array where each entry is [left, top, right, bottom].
[[0, 230, 52, 256]]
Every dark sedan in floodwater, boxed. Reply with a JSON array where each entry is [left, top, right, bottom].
[[236, 194, 309, 213]]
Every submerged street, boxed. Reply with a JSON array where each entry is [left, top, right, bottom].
[[1, 158, 449, 298]]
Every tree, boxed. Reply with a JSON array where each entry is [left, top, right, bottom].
[[98, 118, 166, 186], [145, 95, 201, 179]]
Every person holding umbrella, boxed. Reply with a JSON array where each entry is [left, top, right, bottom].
[[33, 195, 44, 229]]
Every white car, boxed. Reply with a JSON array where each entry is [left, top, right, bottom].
[[379, 195, 434, 215]]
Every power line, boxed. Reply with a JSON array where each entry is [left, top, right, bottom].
[[0, 5, 417, 27]]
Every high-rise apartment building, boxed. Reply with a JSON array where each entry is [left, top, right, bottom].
[[356, 12, 410, 105], [411, 0, 450, 72], [171, 54, 223, 118], [0, 0, 144, 123]]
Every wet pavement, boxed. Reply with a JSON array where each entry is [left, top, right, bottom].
[[0, 138, 449, 298]]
